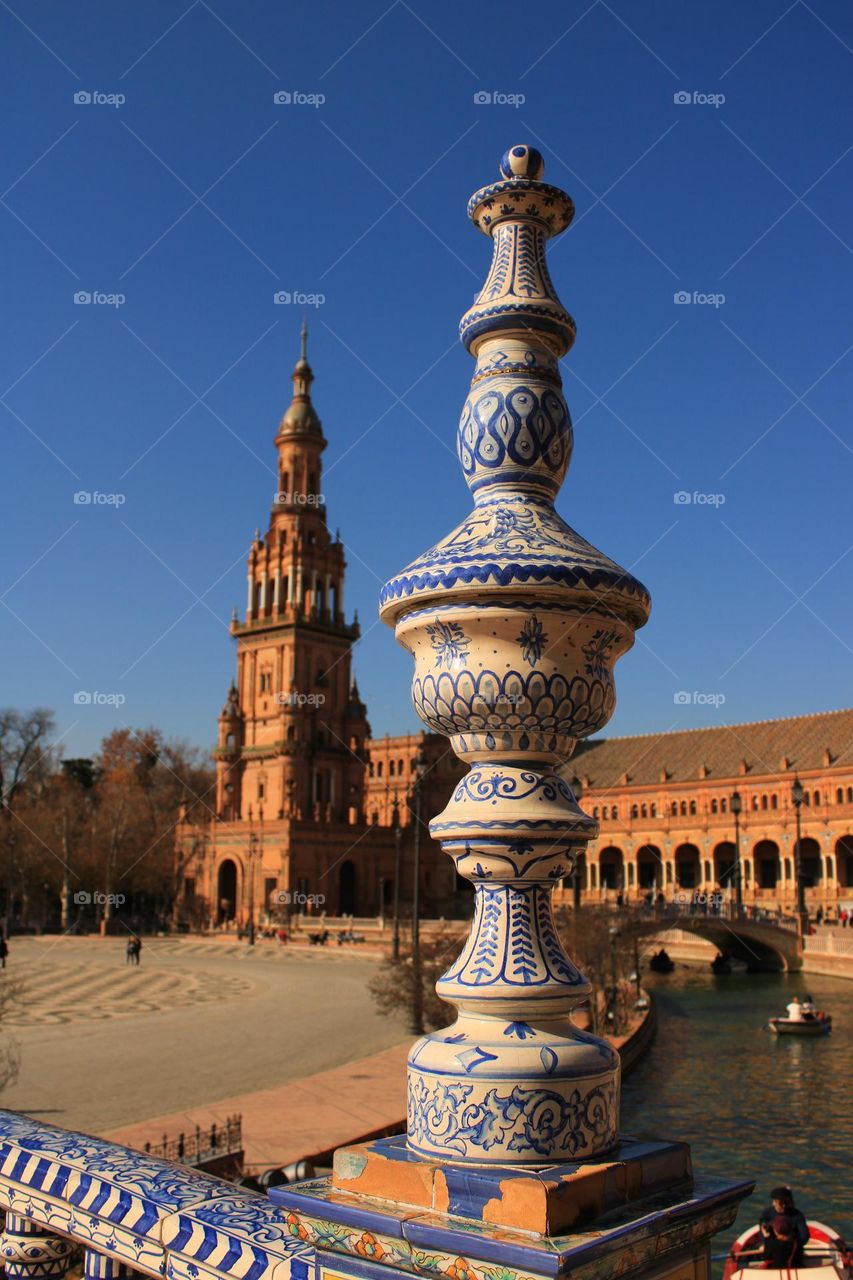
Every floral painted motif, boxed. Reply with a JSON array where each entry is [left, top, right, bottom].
[[445, 1258, 477, 1280], [285, 1213, 308, 1242], [516, 615, 547, 666], [581, 628, 619, 681], [354, 1232, 385, 1261], [427, 619, 470, 670]]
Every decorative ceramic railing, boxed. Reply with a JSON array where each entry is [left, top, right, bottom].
[[0, 1110, 311, 1280]]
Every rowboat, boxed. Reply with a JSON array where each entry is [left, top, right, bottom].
[[724, 1220, 851, 1280], [768, 1013, 832, 1035]]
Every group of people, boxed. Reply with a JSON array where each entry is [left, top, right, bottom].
[[125, 936, 142, 965], [815, 905, 851, 926], [784, 994, 824, 1023], [742, 1187, 809, 1269]]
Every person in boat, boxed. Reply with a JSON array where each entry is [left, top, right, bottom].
[[759, 1188, 808, 1265], [785, 996, 804, 1022], [801, 993, 819, 1018]]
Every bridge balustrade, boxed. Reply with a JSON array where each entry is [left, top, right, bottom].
[[0, 1111, 311, 1280]]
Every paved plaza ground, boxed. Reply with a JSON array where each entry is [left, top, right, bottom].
[[0, 935, 406, 1136]]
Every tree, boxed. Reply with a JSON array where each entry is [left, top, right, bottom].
[[556, 905, 645, 1034], [369, 929, 464, 1031], [0, 709, 56, 932]]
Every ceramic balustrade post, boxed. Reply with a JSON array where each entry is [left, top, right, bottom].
[[83, 1250, 134, 1280], [379, 146, 651, 1165], [1, 1214, 75, 1279]]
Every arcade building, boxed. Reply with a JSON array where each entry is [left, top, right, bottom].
[[176, 332, 853, 928]]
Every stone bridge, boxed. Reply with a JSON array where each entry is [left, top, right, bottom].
[[633, 909, 803, 971]]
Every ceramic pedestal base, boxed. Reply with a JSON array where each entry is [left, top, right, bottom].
[[270, 1135, 753, 1280]]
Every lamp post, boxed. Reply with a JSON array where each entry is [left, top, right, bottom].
[[409, 747, 427, 1036], [392, 805, 402, 963], [792, 776, 806, 924], [608, 923, 620, 1035], [731, 789, 742, 914], [571, 775, 583, 911]]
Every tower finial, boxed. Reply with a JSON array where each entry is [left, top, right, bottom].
[[300, 316, 308, 362]]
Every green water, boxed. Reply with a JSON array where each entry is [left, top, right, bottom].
[[620, 965, 852, 1251]]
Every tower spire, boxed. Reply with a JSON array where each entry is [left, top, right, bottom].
[[276, 325, 323, 443], [300, 316, 308, 362]]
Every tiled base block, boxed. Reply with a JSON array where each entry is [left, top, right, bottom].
[[271, 1167, 753, 1280], [330, 1133, 692, 1235]]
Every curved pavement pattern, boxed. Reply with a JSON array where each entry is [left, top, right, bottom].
[[0, 936, 407, 1135]]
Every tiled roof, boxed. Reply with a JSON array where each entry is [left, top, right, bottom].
[[569, 709, 853, 790]]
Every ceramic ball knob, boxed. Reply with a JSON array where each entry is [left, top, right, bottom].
[[499, 144, 544, 180]]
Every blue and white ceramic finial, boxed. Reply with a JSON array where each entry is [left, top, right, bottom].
[[379, 148, 650, 1166], [499, 143, 545, 180]]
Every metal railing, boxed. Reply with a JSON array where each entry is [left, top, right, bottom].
[[142, 1115, 241, 1166]]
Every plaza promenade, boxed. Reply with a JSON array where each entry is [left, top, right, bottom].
[[0, 936, 406, 1133]]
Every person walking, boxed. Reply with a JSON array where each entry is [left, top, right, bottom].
[[0, 936, 8, 969]]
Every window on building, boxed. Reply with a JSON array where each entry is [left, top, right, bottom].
[[371, 811, 379, 825], [721, 797, 728, 813], [848, 787, 853, 803], [258, 781, 265, 799], [771, 794, 778, 809], [398, 759, 405, 774], [389, 761, 395, 777], [837, 788, 844, 804], [689, 800, 697, 815], [752, 795, 759, 810], [651, 803, 656, 817], [813, 790, 820, 806], [369, 762, 375, 777], [671, 802, 677, 816], [377, 762, 383, 778], [641, 804, 648, 818], [631, 804, 638, 819], [711, 798, 718, 814], [761, 794, 768, 810], [226, 732, 235, 749], [593, 807, 599, 818], [826, 856, 834, 880], [184, 877, 196, 899], [680, 801, 687, 816], [803, 792, 810, 806]]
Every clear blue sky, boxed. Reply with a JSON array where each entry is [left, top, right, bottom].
[[3, 0, 852, 759]]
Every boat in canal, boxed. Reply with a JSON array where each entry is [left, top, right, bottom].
[[711, 951, 733, 975], [768, 994, 832, 1035], [724, 1220, 851, 1280], [648, 948, 675, 973]]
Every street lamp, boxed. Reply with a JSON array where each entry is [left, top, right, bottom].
[[247, 810, 261, 947], [731, 789, 742, 913], [792, 776, 806, 923], [608, 923, 620, 1035], [410, 747, 428, 1036]]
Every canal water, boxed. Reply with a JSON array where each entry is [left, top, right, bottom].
[[621, 965, 853, 1256]]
